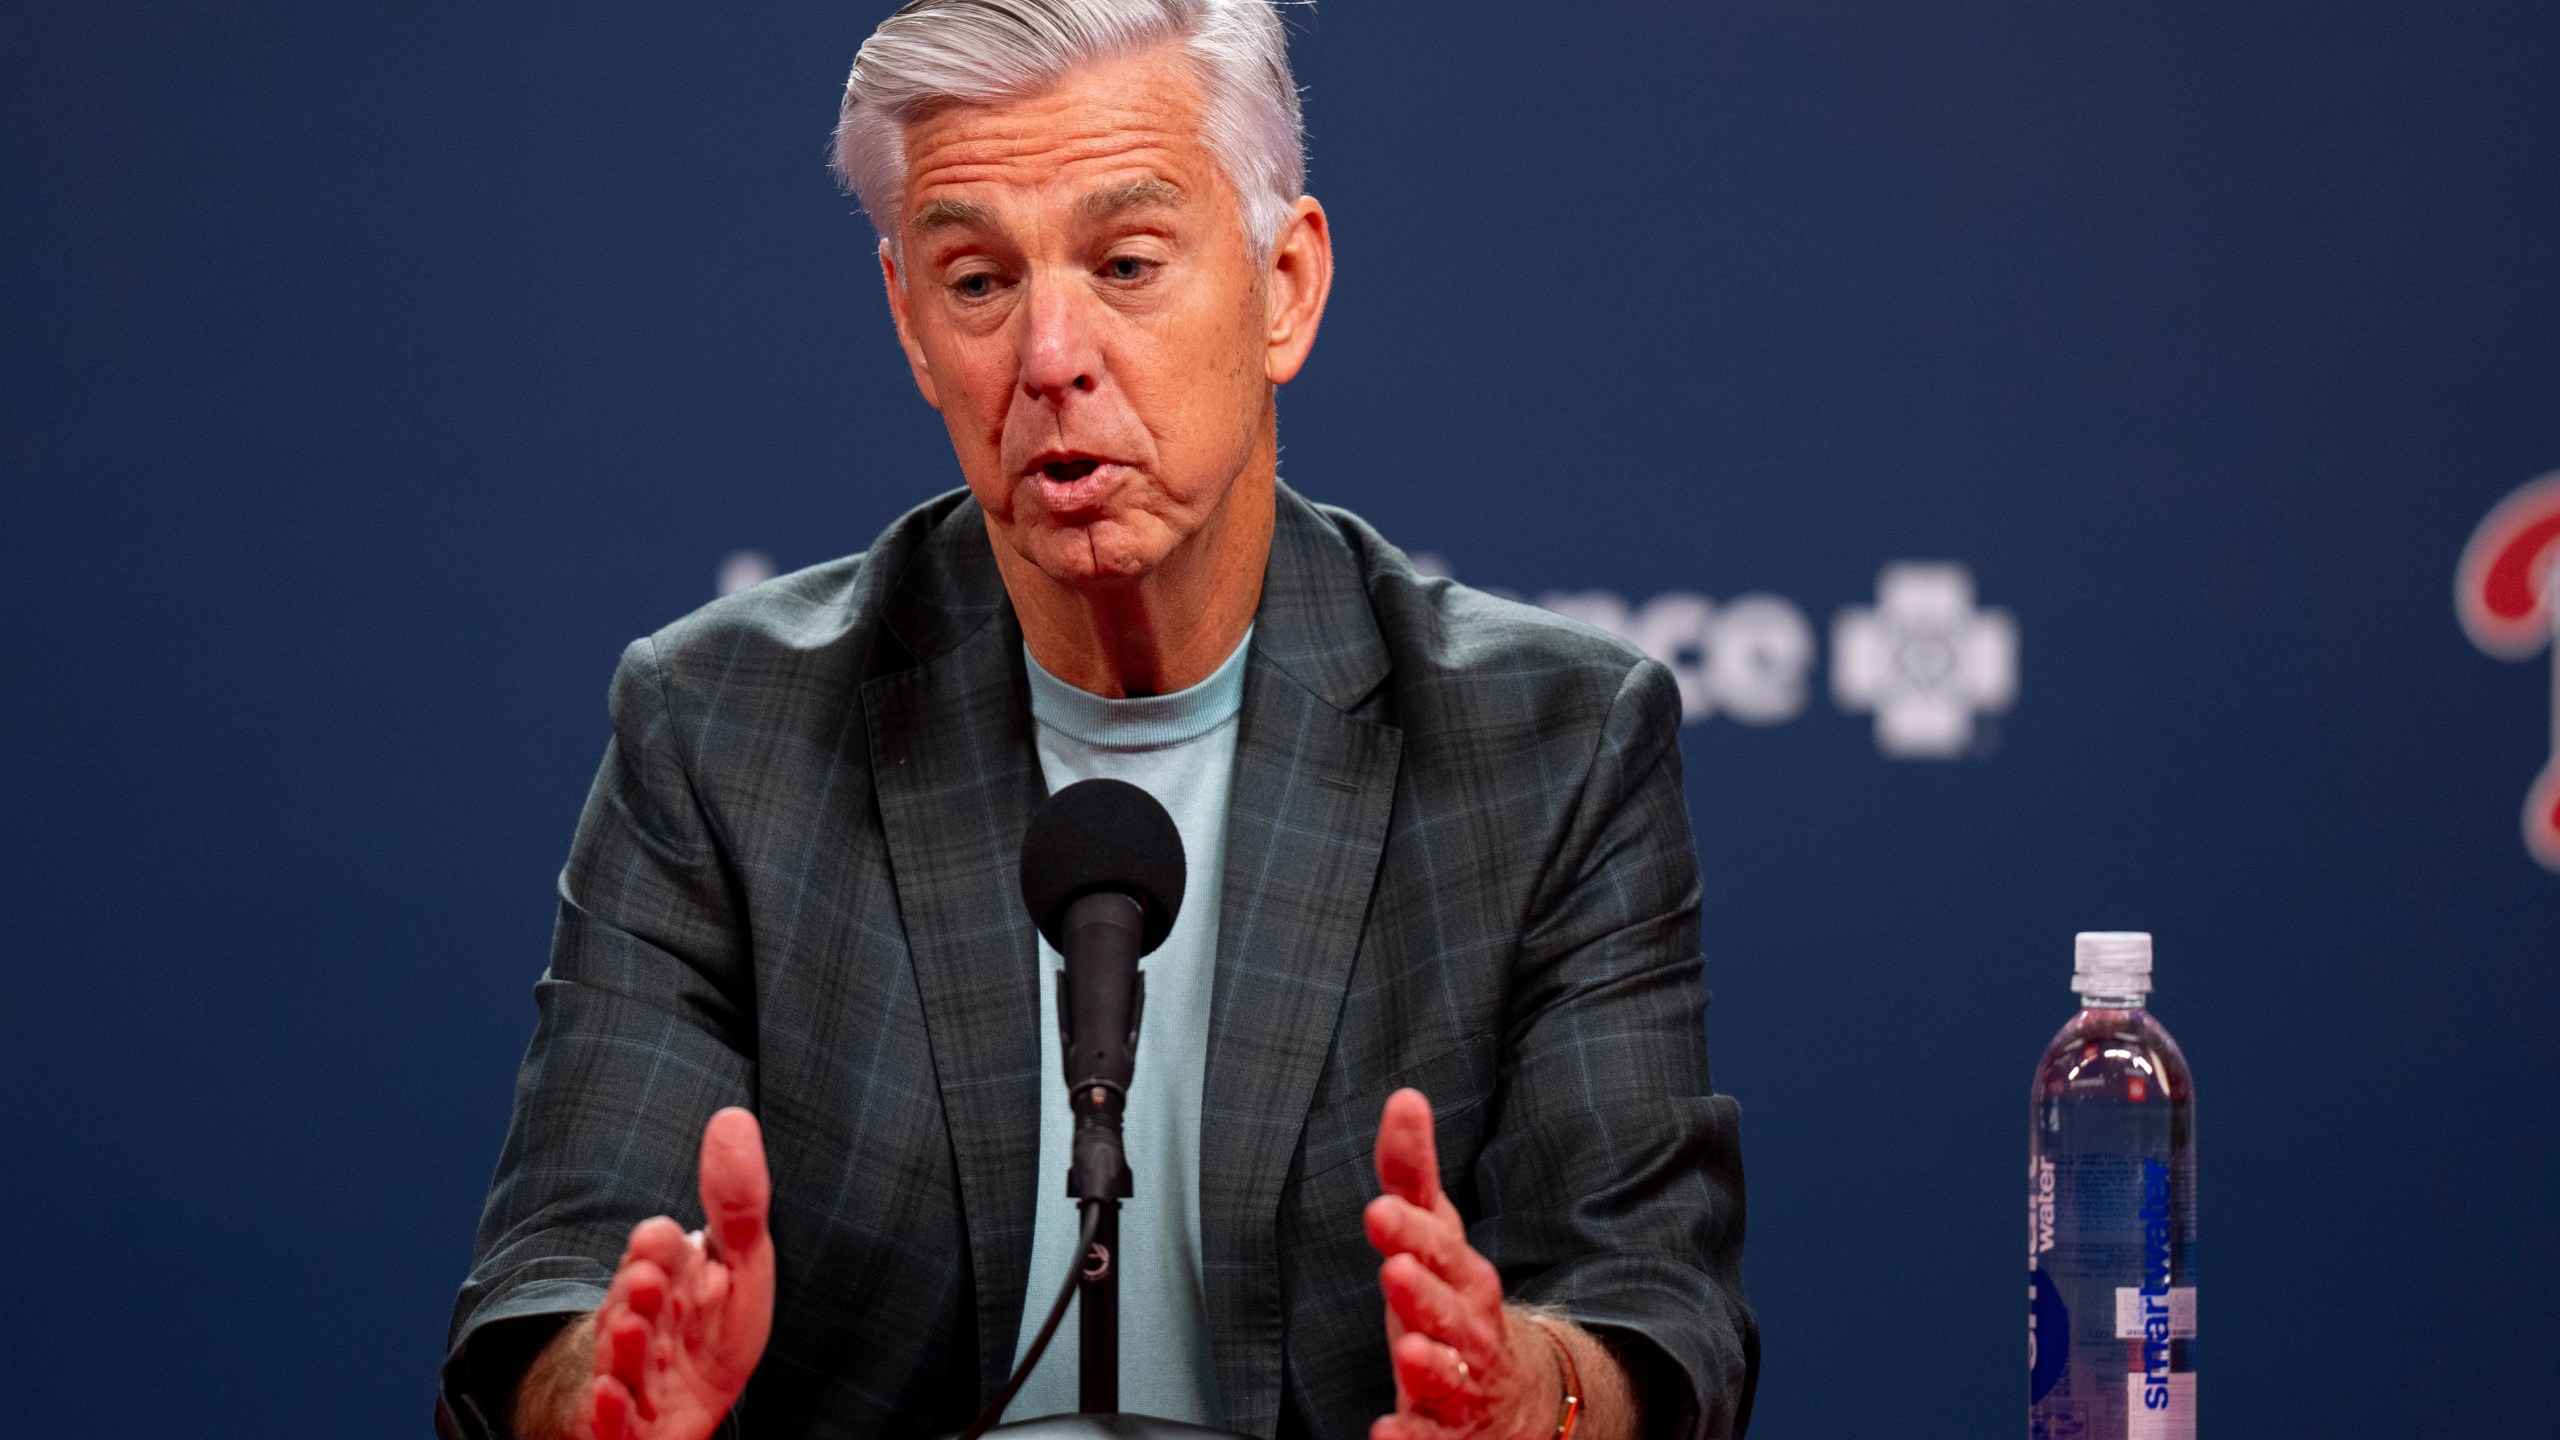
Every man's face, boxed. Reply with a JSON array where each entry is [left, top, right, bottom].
[[881, 43, 1314, 592]]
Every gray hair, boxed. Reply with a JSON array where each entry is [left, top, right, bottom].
[[833, 0, 1306, 256]]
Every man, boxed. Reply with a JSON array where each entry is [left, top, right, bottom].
[[439, 4, 1756, 1438]]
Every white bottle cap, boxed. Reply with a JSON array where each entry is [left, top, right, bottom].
[[2072, 931, 2153, 1000]]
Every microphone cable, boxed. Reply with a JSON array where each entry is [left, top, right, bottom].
[[956, 1200, 1106, 1440]]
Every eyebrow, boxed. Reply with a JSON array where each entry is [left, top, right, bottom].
[[907, 181, 1187, 243], [1076, 179, 1188, 223], [910, 197, 1000, 237]]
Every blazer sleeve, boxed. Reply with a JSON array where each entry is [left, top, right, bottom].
[[1469, 656, 1758, 1440], [436, 637, 760, 1440]]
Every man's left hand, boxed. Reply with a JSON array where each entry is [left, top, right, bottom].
[[1364, 1088, 1567, 1440]]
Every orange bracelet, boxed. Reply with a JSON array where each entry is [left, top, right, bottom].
[[1529, 1319, 1582, 1440]]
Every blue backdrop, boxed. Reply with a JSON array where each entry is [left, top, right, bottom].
[[5, 3, 2555, 1435]]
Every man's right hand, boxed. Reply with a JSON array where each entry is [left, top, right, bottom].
[[515, 1107, 775, 1440]]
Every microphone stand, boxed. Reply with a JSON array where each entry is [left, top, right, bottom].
[[1058, 891, 1144, 1416], [1076, 1198, 1118, 1413]]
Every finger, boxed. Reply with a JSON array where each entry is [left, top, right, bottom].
[[694, 1253, 732, 1316], [601, 1308, 650, 1394], [686, 1113, 779, 1395], [622, 1215, 690, 1276], [1372, 1089, 1441, 1210], [1390, 1330, 1483, 1417], [591, 1282, 635, 1380], [699, 1107, 772, 1264], [598, 1225, 668, 1317], [1364, 1196, 1504, 1306], [616, 1257, 671, 1323], [1379, 1254, 1504, 1370], [587, 1375, 632, 1440], [648, 1222, 709, 1329], [669, 1233, 729, 1352], [1363, 1193, 1448, 1261]]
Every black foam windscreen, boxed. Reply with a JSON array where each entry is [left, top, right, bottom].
[[1017, 778, 1187, 955]]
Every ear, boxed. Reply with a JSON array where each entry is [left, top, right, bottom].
[[1262, 196, 1333, 387], [880, 237, 944, 411]]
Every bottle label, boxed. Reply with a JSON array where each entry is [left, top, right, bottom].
[[2029, 1269, 2070, 1403], [2028, 1154, 2057, 1259], [2112, 1286, 2197, 1340], [2115, 1277, 2198, 1438], [2030, 1089, 2196, 1438], [2124, 1373, 2195, 1440]]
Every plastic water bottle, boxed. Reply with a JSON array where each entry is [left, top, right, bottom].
[[2028, 933, 2197, 1439]]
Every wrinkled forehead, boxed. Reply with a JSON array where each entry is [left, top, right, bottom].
[[894, 46, 1229, 232]]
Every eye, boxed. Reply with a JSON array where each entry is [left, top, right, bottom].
[[1101, 255, 1153, 283], [952, 272, 998, 300]]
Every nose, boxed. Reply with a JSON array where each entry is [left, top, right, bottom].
[[1017, 272, 1101, 406]]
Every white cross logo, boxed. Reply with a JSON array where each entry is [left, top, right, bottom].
[[1832, 563, 2019, 759]]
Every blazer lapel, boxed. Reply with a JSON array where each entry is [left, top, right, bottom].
[[862, 505, 1048, 1407], [1200, 486, 1403, 1437]]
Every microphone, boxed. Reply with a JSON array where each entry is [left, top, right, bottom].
[[1017, 778, 1186, 1201]]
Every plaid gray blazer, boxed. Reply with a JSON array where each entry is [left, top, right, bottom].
[[439, 484, 1756, 1440]]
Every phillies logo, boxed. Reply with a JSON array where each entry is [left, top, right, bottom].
[[2456, 471, 2560, 872]]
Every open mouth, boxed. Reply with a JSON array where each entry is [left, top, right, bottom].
[[1027, 454, 1121, 516]]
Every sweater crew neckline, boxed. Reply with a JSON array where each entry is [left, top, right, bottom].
[[1023, 628, 1252, 752]]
